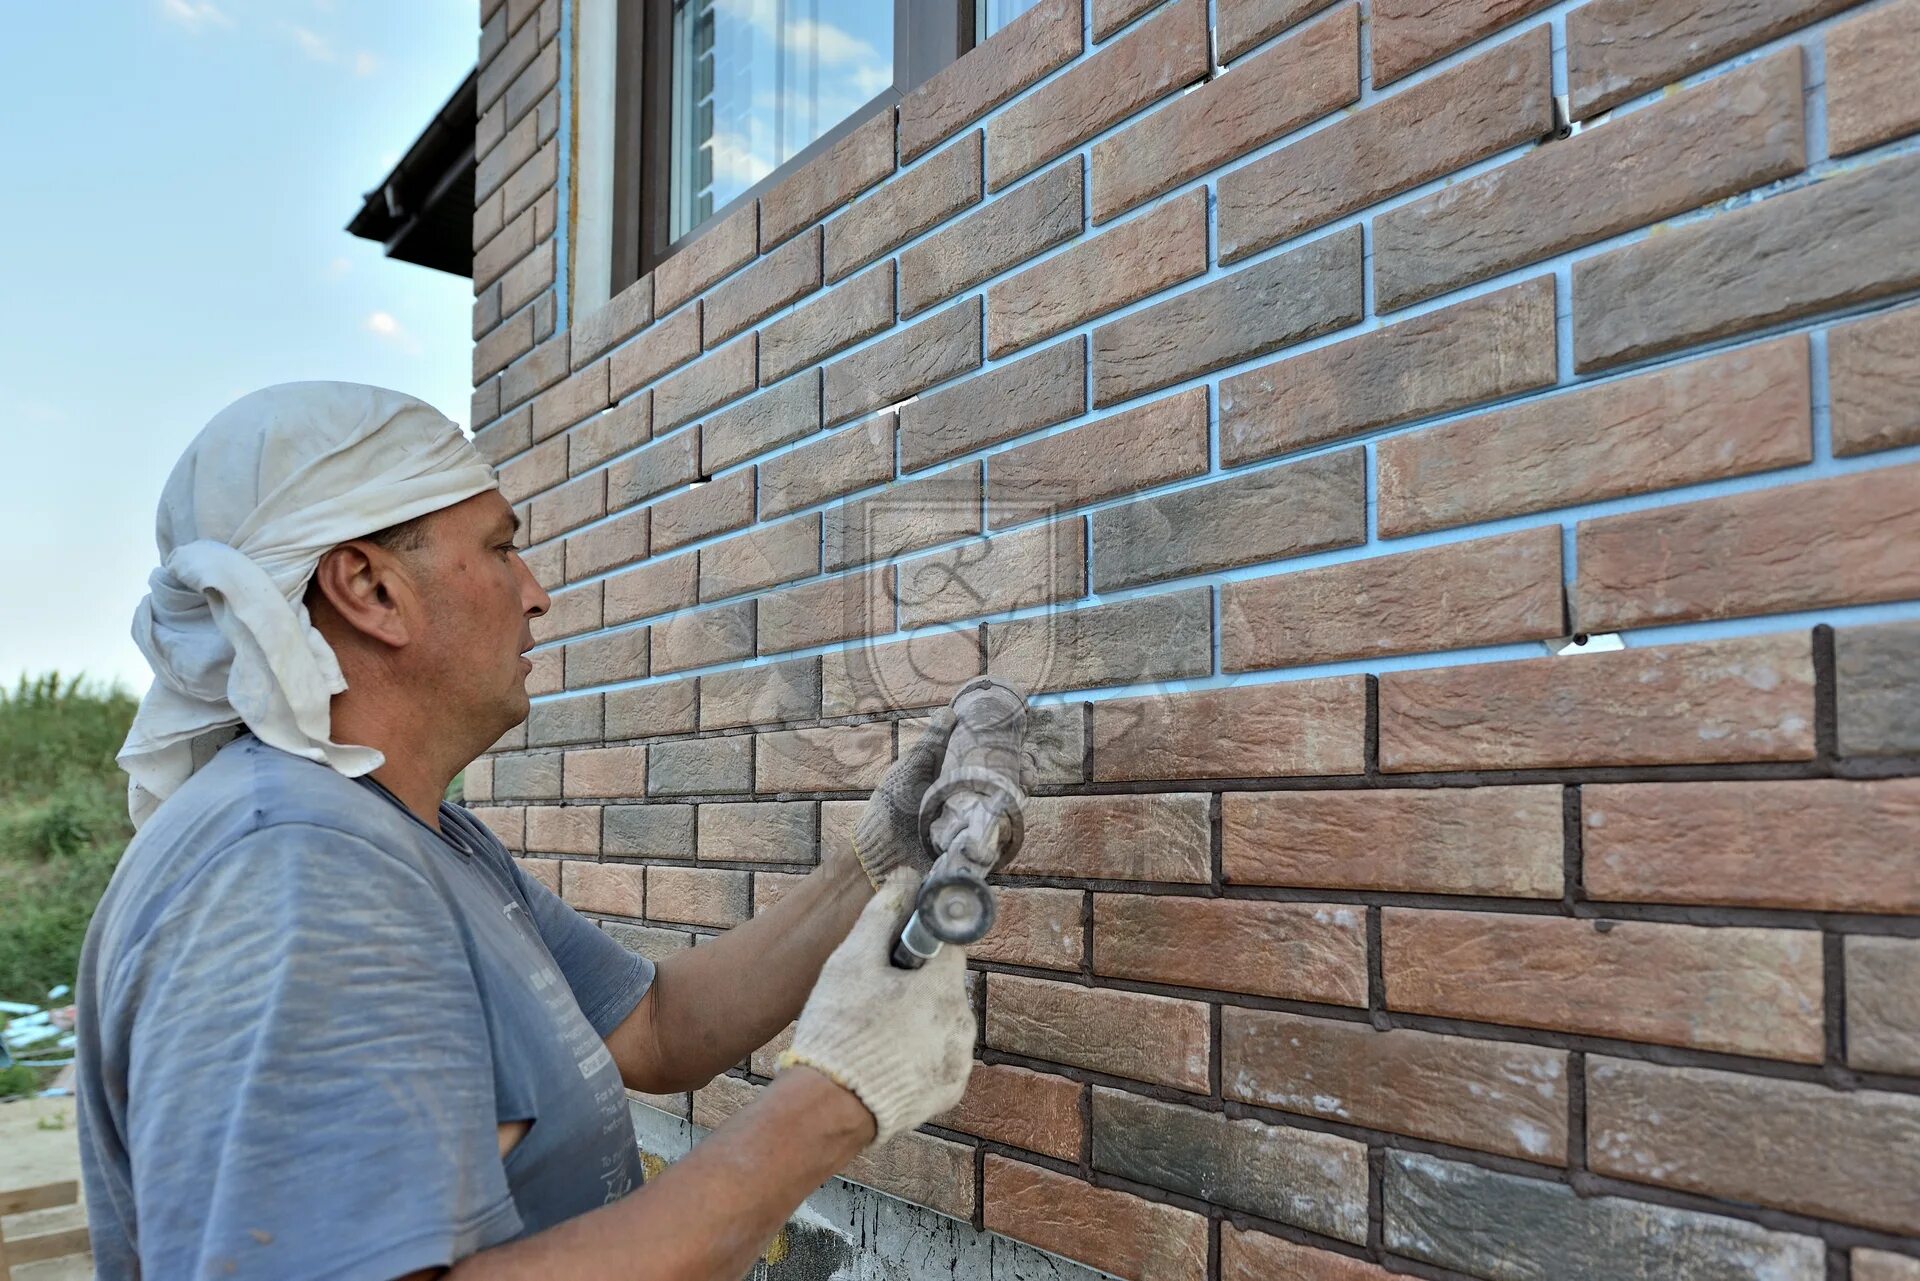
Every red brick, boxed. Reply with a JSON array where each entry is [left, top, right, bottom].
[[1573, 152, 1920, 372], [698, 514, 821, 601], [988, 974, 1208, 1090], [1379, 633, 1816, 772], [757, 411, 895, 520], [1092, 677, 1366, 781], [986, 388, 1207, 525], [841, 1130, 976, 1220], [819, 628, 982, 715], [1094, 225, 1362, 406], [986, 0, 1208, 191], [758, 262, 894, 385], [826, 132, 983, 283], [759, 108, 896, 250], [565, 508, 649, 580], [757, 566, 893, 654], [936, 1062, 1082, 1160], [900, 158, 1083, 317], [573, 274, 654, 368], [1373, 0, 1551, 85], [1830, 302, 1920, 457], [1587, 1057, 1920, 1234], [562, 745, 647, 799], [1092, 7, 1358, 223], [973, 886, 1085, 970], [1383, 909, 1825, 1061], [1224, 1008, 1570, 1161], [897, 519, 1086, 626], [513, 855, 559, 893], [1222, 527, 1565, 671], [1376, 51, 1805, 312], [646, 865, 750, 927], [698, 370, 825, 476], [984, 1156, 1209, 1281], [1582, 778, 1920, 914], [824, 297, 982, 427], [1221, 277, 1557, 464], [989, 193, 1207, 359], [655, 201, 758, 312], [1574, 462, 1920, 631], [655, 334, 756, 432], [823, 461, 981, 572], [1222, 1225, 1398, 1281], [754, 722, 895, 792], [527, 803, 600, 854], [567, 392, 652, 476], [900, 0, 1082, 162], [699, 656, 821, 729], [1093, 0, 1163, 40], [986, 590, 1212, 695], [1377, 335, 1811, 536], [1848, 936, 1920, 1074], [607, 428, 701, 509], [529, 470, 604, 543], [1569, 0, 1851, 120], [560, 860, 645, 916], [1224, 785, 1562, 897], [650, 600, 754, 674], [701, 228, 822, 347], [1824, 0, 1920, 156], [899, 338, 1086, 472], [562, 628, 649, 688], [609, 301, 700, 399], [1095, 895, 1368, 1004], [651, 467, 754, 553], [1008, 793, 1212, 883], [604, 552, 698, 624]]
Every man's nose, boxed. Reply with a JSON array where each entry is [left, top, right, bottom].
[[516, 553, 551, 618]]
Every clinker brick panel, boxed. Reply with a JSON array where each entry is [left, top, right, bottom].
[[650, 600, 755, 674], [1827, 0, 1920, 157], [699, 656, 821, 729], [899, 337, 1086, 472], [605, 552, 698, 625], [987, 973, 1210, 1090], [757, 411, 894, 520], [754, 722, 894, 792], [1848, 936, 1920, 1074], [1838, 620, 1920, 757], [825, 132, 983, 283], [1371, 0, 1551, 85], [984, 1156, 1208, 1281], [935, 1062, 1081, 1161], [987, 388, 1209, 525], [1222, 785, 1564, 897], [985, 0, 1209, 191], [1573, 151, 1920, 371], [899, 0, 1083, 163], [1383, 909, 1826, 1061], [608, 429, 700, 509], [1568, 0, 1851, 120], [823, 297, 981, 427], [1006, 793, 1213, 882], [972, 885, 1085, 970], [563, 628, 649, 688], [1583, 778, 1920, 913], [899, 158, 1083, 318], [1093, 447, 1365, 593], [1857, 1252, 1920, 1281], [696, 800, 815, 863], [560, 860, 645, 917], [648, 733, 754, 796], [1379, 633, 1816, 772], [1221, 277, 1557, 465], [986, 589, 1213, 694], [1377, 335, 1811, 536], [819, 627, 981, 715], [1377, 50, 1805, 312], [1574, 462, 1920, 630], [697, 514, 820, 602], [1090, 5, 1358, 223], [758, 108, 895, 251], [756, 565, 893, 654], [1094, 894, 1368, 1004], [759, 262, 894, 385], [655, 334, 757, 433], [699, 373, 820, 474], [655, 201, 758, 312], [701, 229, 822, 349], [1224, 1008, 1570, 1160], [651, 467, 754, 553], [1587, 1057, 1920, 1234], [1094, 225, 1362, 406], [897, 519, 1086, 627], [823, 461, 981, 571], [1222, 1227, 1397, 1281], [1092, 676, 1367, 781], [609, 302, 700, 400], [1829, 302, 1920, 457], [646, 865, 750, 927]]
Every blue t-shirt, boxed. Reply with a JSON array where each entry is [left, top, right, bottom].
[[74, 734, 655, 1281]]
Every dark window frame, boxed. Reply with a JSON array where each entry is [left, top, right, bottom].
[[611, 0, 976, 292]]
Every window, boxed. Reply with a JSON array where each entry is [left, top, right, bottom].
[[614, 0, 979, 287], [975, 0, 1041, 42]]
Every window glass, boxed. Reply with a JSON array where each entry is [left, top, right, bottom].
[[976, 0, 1042, 42], [670, 0, 895, 240]]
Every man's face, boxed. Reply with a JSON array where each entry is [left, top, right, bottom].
[[407, 490, 550, 741]]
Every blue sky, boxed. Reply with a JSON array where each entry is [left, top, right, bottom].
[[1, 1, 478, 693]]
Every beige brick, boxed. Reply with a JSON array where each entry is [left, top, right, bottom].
[[986, 590, 1212, 694], [1567, 0, 1852, 119], [650, 601, 754, 675], [758, 262, 894, 385], [824, 297, 981, 427], [820, 628, 982, 715], [756, 566, 893, 654], [1831, 302, 1920, 457], [897, 520, 1086, 627], [759, 108, 896, 249], [655, 201, 758, 312], [757, 411, 895, 520], [560, 859, 645, 916], [898, 338, 1086, 472], [1372, 0, 1551, 85], [646, 865, 750, 927], [755, 722, 894, 792], [697, 514, 821, 602], [562, 745, 647, 799]]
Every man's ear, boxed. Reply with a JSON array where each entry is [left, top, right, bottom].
[[306, 541, 420, 650]]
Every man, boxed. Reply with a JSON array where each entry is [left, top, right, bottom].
[[75, 382, 978, 1280]]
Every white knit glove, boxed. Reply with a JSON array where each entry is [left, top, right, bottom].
[[849, 711, 955, 890], [778, 872, 975, 1145]]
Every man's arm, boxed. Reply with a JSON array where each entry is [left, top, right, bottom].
[[604, 857, 871, 1093], [400, 1068, 872, 1281]]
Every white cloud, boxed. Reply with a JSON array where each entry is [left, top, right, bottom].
[[160, 0, 231, 30], [326, 256, 352, 279], [784, 18, 881, 68], [353, 50, 378, 76], [708, 131, 775, 188], [364, 311, 423, 357], [288, 24, 334, 62]]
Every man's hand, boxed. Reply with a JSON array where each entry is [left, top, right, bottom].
[[840, 711, 957, 892]]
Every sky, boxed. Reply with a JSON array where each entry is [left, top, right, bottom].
[[0, 1, 479, 694]]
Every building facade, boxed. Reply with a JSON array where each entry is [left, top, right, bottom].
[[457, 0, 1920, 1274]]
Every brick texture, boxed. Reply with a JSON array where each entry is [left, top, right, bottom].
[[1093, 894, 1368, 1004], [1371, 0, 1551, 85], [899, 0, 1082, 163], [984, 1156, 1208, 1281], [1007, 793, 1213, 882], [899, 158, 1082, 318], [1848, 936, 1920, 1074], [1092, 677, 1367, 781], [825, 132, 982, 283], [987, 387, 1209, 524], [935, 1062, 1081, 1160], [1829, 302, 1920, 457], [1827, 0, 1920, 156], [986, 973, 1210, 1090]]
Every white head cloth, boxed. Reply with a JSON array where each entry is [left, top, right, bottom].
[[118, 381, 499, 829]]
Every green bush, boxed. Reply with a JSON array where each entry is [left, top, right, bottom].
[[0, 674, 137, 1000]]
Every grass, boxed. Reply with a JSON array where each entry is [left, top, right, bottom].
[[0, 674, 136, 1095]]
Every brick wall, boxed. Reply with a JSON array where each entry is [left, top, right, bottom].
[[464, 0, 1920, 1274]]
